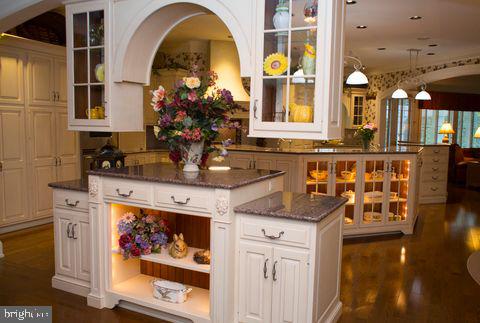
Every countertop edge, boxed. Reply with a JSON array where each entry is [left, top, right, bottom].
[[48, 180, 88, 192]]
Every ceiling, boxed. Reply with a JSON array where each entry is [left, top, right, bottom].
[[163, 15, 232, 43], [345, 0, 480, 73], [428, 74, 480, 94]]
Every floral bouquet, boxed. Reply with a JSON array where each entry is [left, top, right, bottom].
[[117, 210, 169, 259], [151, 70, 240, 171], [355, 122, 378, 149]]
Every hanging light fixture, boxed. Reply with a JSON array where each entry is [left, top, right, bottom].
[[415, 82, 431, 100], [345, 55, 368, 85], [392, 82, 408, 99]]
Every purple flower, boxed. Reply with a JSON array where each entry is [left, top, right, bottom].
[[160, 114, 173, 128], [211, 123, 219, 131], [220, 149, 228, 157], [222, 139, 233, 147], [150, 232, 168, 246], [221, 89, 233, 104]]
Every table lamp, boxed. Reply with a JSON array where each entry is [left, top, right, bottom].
[[475, 126, 480, 139], [438, 122, 455, 144]]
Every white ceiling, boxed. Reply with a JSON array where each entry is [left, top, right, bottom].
[[345, 0, 480, 73]]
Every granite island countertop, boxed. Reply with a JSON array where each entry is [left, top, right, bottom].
[[88, 163, 285, 189], [48, 179, 88, 192], [234, 191, 348, 222]]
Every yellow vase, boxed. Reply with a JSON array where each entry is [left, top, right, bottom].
[[289, 103, 313, 123]]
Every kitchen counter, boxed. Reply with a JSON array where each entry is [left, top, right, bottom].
[[234, 191, 348, 222], [226, 144, 421, 154], [88, 163, 285, 189], [48, 179, 88, 192]]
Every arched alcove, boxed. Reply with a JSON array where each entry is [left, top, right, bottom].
[[113, 0, 252, 85]]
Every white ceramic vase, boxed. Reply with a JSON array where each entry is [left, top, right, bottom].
[[273, 3, 289, 30], [181, 140, 204, 173]]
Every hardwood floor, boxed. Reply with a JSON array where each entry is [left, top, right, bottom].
[[1, 185, 479, 322]]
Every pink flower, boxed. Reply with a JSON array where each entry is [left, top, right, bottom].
[[175, 110, 187, 122], [122, 212, 136, 224], [152, 85, 166, 103], [145, 215, 156, 224], [187, 91, 198, 102], [152, 100, 165, 112]]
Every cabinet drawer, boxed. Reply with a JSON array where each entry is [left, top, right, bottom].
[[103, 179, 153, 205], [54, 190, 89, 212], [422, 162, 448, 173], [420, 181, 447, 197], [239, 216, 311, 248], [423, 155, 449, 165], [154, 184, 214, 215], [421, 170, 448, 183]]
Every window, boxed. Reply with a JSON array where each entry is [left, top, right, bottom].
[[385, 98, 413, 146], [352, 95, 364, 126], [420, 110, 480, 147]]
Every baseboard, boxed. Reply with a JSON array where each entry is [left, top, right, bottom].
[[52, 275, 90, 297], [318, 301, 342, 323], [0, 217, 53, 235], [419, 196, 447, 204], [118, 301, 193, 323]]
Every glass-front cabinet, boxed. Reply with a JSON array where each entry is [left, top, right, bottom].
[[66, 1, 109, 130], [251, 0, 345, 140], [304, 154, 416, 235]]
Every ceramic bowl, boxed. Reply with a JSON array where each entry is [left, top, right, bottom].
[[309, 170, 328, 181]]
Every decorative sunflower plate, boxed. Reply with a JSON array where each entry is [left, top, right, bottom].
[[263, 53, 288, 76]]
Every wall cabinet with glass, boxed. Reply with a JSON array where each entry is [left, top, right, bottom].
[[250, 0, 345, 140], [343, 88, 366, 129], [304, 153, 418, 236]]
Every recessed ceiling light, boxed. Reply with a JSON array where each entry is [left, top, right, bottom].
[[410, 15, 422, 20], [427, 52, 435, 55], [356, 25, 367, 29], [428, 44, 438, 47], [417, 37, 430, 41], [377, 47, 386, 50], [346, 0, 357, 4]]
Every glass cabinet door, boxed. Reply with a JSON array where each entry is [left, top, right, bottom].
[[306, 159, 331, 196], [70, 6, 106, 123], [333, 159, 359, 227], [388, 159, 411, 223], [258, 0, 318, 126], [362, 159, 387, 226]]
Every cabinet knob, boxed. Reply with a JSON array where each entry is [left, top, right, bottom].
[[67, 223, 72, 238]]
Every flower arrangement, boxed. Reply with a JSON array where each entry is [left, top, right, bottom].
[[151, 70, 240, 171], [355, 122, 378, 149], [117, 210, 169, 259]]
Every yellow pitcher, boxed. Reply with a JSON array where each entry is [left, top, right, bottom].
[[86, 106, 105, 119], [289, 103, 313, 123]]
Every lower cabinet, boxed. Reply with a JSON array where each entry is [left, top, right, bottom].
[[52, 189, 90, 296], [237, 211, 344, 323]]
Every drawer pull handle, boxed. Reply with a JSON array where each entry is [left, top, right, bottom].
[[431, 176, 439, 180], [432, 167, 439, 171], [67, 223, 72, 238], [433, 149, 440, 153], [272, 260, 278, 281], [433, 158, 440, 162], [263, 258, 269, 279], [261, 229, 284, 240], [171, 196, 190, 205], [116, 189, 133, 198], [65, 199, 79, 207], [72, 224, 77, 239], [430, 187, 438, 191]]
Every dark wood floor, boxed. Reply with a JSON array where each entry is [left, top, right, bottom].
[[1, 185, 480, 322]]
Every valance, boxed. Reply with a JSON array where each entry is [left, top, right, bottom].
[[418, 91, 480, 111]]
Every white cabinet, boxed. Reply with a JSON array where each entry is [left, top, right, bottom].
[[418, 146, 449, 204], [0, 47, 24, 105], [0, 108, 28, 226], [28, 53, 66, 107], [249, 0, 345, 140], [343, 88, 366, 128], [52, 189, 90, 296], [237, 211, 344, 323]]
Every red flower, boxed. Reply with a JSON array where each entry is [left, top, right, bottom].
[[130, 245, 141, 257], [119, 234, 132, 249], [169, 150, 181, 164], [201, 153, 209, 168]]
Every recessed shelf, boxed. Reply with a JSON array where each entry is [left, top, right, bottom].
[[306, 178, 409, 185], [140, 247, 210, 274], [112, 274, 210, 322]]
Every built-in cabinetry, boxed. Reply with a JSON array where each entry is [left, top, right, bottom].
[[249, 0, 344, 140], [304, 153, 418, 235], [123, 151, 170, 166], [0, 35, 79, 232], [51, 188, 90, 296], [418, 145, 449, 204], [342, 88, 366, 128]]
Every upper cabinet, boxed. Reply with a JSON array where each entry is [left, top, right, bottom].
[[66, 0, 110, 131], [343, 88, 366, 129], [250, 0, 345, 140]]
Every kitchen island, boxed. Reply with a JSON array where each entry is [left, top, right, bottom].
[[49, 164, 347, 323]]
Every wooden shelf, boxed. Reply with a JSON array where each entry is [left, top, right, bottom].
[[306, 178, 409, 186], [141, 247, 210, 274], [112, 274, 210, 323]]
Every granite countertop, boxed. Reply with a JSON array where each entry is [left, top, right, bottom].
[[48, 179, 88, 192], [88, 163, 285, 189], [226, 144, 421, 155], [234, 191, 348, 222]]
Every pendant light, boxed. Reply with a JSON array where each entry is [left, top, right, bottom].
[[392, 86, 409, 99], [415, 83, 431, 100], [345, 55, 368, 85]]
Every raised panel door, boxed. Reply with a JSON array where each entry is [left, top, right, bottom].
[[271, 246, 309, 323], [54, 58, 68, 105], [0, 108, 28, 225], [275, 158, 297, 192], [0, 49, 24, 104], [238, 241, 273, 323], [75, 216, 90, 281], [28, 53, 54, 106], [255, 155, 275, 171], [55, 110, 79, 180], [228, 152, 254, 169], [29, 108, 56, 218], [54, 211, 76, 278]]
